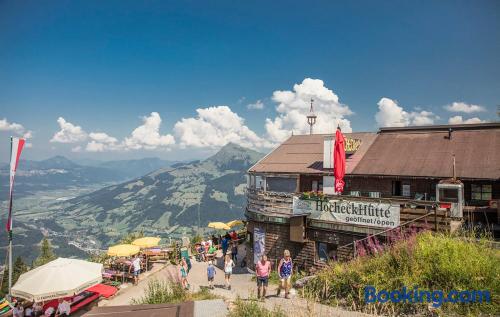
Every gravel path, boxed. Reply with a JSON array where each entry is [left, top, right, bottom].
[[100, 251, 372, 317]]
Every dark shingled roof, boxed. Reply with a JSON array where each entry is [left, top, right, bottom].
[[352, 123, 500, 180], [249, 132, 377, 174], [249, 123, 500, 180]]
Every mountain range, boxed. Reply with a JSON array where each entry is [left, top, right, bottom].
[[1, 143, 263, 262], [0, 156, 176, 200], [52, 143, 263, 245]]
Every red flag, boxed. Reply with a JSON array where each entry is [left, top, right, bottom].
[[333, 128, 345, 193], [6, 137, 25, 232]]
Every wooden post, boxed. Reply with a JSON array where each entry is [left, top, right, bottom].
[[434, 207, 438, 232]]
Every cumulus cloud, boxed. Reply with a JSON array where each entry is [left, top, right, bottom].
[[174, 105, 272, 149], [375, 98, 439, 127], [444, 102, 485, 113], [265, 78, 353, 143], [50, 117, 87, 143], [85, 132, 121, 152], [247, 100, 264, 110], [0, 118, 32, 139], [123, 112, 175, 150], [448, 116, 485, 124]]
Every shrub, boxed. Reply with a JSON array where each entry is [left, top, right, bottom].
[[304, 231, 500, 316], [132, 279, 219, 305], [229, 297, 285, 317]]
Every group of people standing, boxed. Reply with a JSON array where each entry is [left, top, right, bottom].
[[197, 231, 239, 264], [255, 250, 293, 300]]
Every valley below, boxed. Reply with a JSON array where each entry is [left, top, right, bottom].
[[0, 143, 262, 264]]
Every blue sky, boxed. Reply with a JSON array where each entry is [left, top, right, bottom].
[[0, 0, 499, 161]]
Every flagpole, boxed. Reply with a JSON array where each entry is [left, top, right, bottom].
[[8, 137, 12, 298]]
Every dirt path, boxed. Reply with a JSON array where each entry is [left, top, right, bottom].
[[101, 251, 371, 317]]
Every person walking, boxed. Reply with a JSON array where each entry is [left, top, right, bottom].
[[207, 260, 216, 289], [180, 257, 190, 290], [277, 249, 293, 299], [255, 254, 271, 300], [223, 254, 235, 290], [231, 241, 238, 264], [221, 234, 229, 257]]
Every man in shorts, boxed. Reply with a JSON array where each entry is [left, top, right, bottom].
[[255, 254, 271, 300], [131, 255, 142, 285]]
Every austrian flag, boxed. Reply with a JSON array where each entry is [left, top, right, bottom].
[[6, 137, 25, 232]]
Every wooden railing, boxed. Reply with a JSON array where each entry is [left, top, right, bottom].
[[246, 189, 451, 231], [246, 188, 294, 215]]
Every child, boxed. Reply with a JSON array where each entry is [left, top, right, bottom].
[[224, 254, 235, 290], [180, 257, 189, 290], [207, 260, 216, 289]]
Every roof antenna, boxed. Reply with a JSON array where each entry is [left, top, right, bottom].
[[306, 98, 317, 135]]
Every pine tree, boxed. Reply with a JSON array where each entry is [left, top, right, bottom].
[[33, 238, 56, 267], [0, 256, 28, 297]]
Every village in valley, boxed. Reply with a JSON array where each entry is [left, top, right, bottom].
[[0, 1, 499, 317]]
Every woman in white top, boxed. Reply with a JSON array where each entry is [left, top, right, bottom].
[[224, 254, 235, 290]]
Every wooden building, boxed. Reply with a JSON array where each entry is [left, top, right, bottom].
[[245, 123, 500, 271]]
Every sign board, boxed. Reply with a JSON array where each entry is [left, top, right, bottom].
[[253, 227, 266, 264], [344, 138, 362, 153], [293, 198, 400, 229]]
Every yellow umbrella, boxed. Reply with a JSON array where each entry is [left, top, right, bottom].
[[226, 220, 244, 228], [132, 237, 161, 248], [208, 222, 231, 230], [107, 244, 140, 257]]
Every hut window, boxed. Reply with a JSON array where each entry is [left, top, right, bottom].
[[369, 191, 381, 198], [471, 184, 492, 201], [266, 177, 296, 193], [317, 242, 337, 262], [255, 176, 264, 189]]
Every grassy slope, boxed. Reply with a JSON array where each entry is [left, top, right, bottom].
[[304, 231, 500, 316]]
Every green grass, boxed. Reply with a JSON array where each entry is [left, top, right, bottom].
[[131, 279, 220, 305], [304, 231, 500, 316], [228, 297, 285, 317]]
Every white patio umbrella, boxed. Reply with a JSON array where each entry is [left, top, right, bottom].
[[11, 258, 103, 302]]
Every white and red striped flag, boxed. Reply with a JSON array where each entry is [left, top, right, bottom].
[[6, 137, 25, 233]]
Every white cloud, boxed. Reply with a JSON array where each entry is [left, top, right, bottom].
[[247, 100, 264, 110], [265, 78, 353, 143], [85, 132, 121, 152], [448, 116, 485, 124], [174, 105, 272, 149], [89, 132, 118, 144], [375, 97, 439, 127], [50, 117, 87, 143], [444, 102, 485, 113], [123, 112, 175, 150], [71, 146, 82, 152], [0, 118, 32, 139]]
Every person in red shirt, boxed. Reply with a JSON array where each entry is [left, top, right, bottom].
[[229, 230, 238, 241], [255, 254, 271, 300]]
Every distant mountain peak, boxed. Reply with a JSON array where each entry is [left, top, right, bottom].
[[37, 155, 80, 169], [205, 142, 263, 169]]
